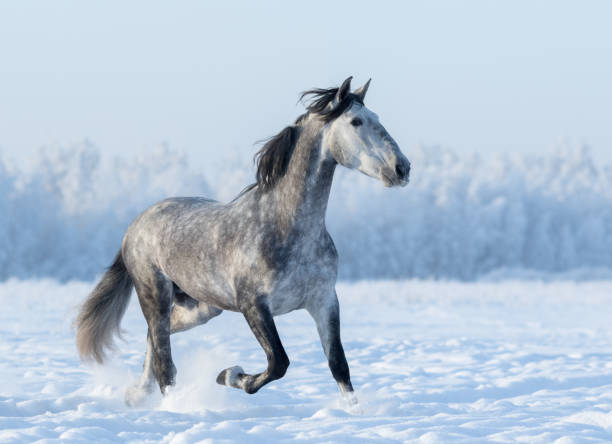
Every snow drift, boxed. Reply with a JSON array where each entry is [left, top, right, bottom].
[[1, 142, 611, 281]]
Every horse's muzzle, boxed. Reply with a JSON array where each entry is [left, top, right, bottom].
[[395, 159, 410, 185], [386, 157, 410, 187]]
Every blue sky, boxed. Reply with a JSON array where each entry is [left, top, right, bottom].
[[1, 1, 611, 165]]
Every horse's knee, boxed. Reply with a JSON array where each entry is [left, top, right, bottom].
[[270, 354, 290, 380]]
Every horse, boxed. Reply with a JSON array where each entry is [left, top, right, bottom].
[[75, 77, 411, 406]]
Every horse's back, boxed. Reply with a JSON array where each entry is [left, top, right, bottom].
[[125, 196, 218, 237], [121, 196, 219, 270], [145, 196, 219, 217]]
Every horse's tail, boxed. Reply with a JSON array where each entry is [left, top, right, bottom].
[[76, 250, 133, 364]]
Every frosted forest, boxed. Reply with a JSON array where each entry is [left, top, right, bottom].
[[1, 142, 610, 282]]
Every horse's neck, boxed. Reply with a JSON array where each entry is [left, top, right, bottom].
[[269, 123, 335, 232]]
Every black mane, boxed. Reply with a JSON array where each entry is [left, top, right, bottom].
[[254, 126, 298, 192], [252, 82, 362, 192], [299, 88, 363, 123]]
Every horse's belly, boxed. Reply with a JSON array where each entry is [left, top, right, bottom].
[[169, 271, 238, 311]]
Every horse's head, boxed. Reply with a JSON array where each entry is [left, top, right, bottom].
[[315, 77, 410, 187]]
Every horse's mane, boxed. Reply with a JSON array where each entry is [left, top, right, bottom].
[[250, 83, 363, 193], [254, 126, 298, 191]]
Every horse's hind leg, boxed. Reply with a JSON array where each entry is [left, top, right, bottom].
[[132, 271, 176, 395], [125, 333, 157, 406], [126, 290, 222, 406], [216, 295, 289, 394]]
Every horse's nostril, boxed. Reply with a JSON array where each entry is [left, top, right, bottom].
[[395, 163, 407, 179]]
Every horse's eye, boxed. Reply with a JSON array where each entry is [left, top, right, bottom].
[[350, 117, 363, 127]]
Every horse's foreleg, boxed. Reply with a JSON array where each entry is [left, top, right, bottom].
[[306, 291, 354, 397], [216, 296, 289, 394]]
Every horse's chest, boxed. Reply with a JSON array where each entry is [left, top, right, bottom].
[[229, 227, 337, 315], [266, 251, 337, 315]]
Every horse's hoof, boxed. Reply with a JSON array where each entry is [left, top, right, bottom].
[[160, 383, 175, 396], [342, 391, 362, 414], [125, 385, 151, 407], [216, 365, 244, 389]]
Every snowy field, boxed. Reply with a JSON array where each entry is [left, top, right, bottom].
[[2, 279, 612, 443]]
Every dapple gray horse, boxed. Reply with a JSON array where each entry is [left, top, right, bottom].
[[76, 77, 410, 406]]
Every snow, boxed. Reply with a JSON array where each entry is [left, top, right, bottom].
[[2, 278, 612, 442], [1, 142, 612, 281]]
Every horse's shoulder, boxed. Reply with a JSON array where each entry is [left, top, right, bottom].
[[296, 228, 338, 270]]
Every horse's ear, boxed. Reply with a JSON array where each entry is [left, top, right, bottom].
[[333, 76, 353, 107], [353, 78, 371, 102]]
